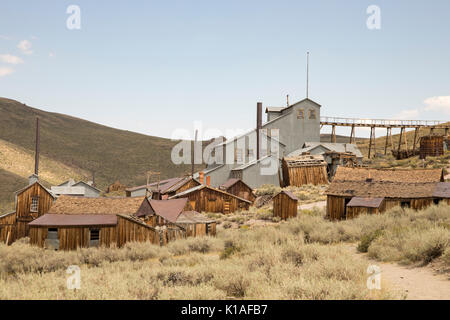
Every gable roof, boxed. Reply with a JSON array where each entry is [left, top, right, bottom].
[[170, 185, 252, 204], [283, 154, 327, 168], [276, 190, 299, 201], [15, 181, 56, 199], [48, 196, 146, 215], [347, 197, 384, 208], [265, 98, 321, 115], [29, 214, 117, 227], [326, 181, 436, 199], [265, 107, 285, 113], [288, 143, 363, 158], [72, 181, 102, 193], [176, 211, 215, 224], [148, 198, 188, 223], [433, 182, 450, 198], [219, 178, 253, 191], [333, 167, 444, 183]]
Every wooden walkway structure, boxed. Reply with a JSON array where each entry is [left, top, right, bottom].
[[321, 117, 450, 158]]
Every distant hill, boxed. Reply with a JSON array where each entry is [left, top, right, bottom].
[[0, 97, 203, 212]]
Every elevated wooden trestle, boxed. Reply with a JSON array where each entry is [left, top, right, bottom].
[[320, 117, 450, 159]]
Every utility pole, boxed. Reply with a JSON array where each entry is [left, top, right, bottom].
[[306, 52, 310, 99]]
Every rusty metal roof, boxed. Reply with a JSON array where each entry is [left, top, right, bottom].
[[347, 197, 384, 208], [176, 211, 215, 224], [433, 182, 450, 198], [149, 198, 188, 223], [48, 196, 146, 215], [125, 177, 184, 193], [29, 214, 117, 227]]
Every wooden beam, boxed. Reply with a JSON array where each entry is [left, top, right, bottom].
[[384, 127, 390, 155], [331, 125, 336, 143], [397, 127, 404, 155], [404, 127, 408, 150], [412, 127, 419, 155], [350, 125, 355, 144], [368, 127, 375, 158], [372, 127, 376, 157]]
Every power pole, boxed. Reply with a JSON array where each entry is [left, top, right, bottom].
[[35, 117, 40, 176]]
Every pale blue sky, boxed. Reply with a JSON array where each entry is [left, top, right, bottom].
[[1, 0, 449, 139]]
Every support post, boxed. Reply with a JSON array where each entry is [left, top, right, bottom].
[[331, 125, 336, 143], [368, 127, 374, 159], [412, 127, 419, 155], [384, 127, 390, 155], [397, 127, 404, 156], [350, 125, 355, 144]]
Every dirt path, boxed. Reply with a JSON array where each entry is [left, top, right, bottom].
[[299, 200, 327, 211], [345, 244, 450, 300]]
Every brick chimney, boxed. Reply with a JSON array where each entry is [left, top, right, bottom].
[[199, 171, 204, 184], [206, 175, 211, 186]]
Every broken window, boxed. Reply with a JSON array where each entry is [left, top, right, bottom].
[[297, 109, 304, 119], [30, 196, 39, 213], [47, 228, 58, 239], [400, 201, 411, 208], [309, 109, 316, 119], [90, 228, 100, 247]]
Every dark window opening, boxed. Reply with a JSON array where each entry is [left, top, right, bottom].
[[90, 229, 100, 241], [47, 228, 58, 239], [309, 109, 316, 119], [433, 199, 441, 205], [400, 201, 411, 208], [297, 109, 304, 119]]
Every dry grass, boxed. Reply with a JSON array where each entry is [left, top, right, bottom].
[[0, 203, 448, 299]]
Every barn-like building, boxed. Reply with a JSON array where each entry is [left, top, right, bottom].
[[219, 178, 256, 202], [281, 154, 328, 187]]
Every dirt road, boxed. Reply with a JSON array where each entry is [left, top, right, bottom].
[[346, 244, 450, 300]]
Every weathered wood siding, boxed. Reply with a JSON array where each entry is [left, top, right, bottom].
[[16, 183, 54, 238], [177, 222, 217, 237], [0, 212, 16, 245], [346, 207, 381, 219], [224, 182, 256, 203], [273, 193, 298, 220], [326, 196, 348, 220], [283, 163, 328, 187], [182, 188, 250, 214], [116, 215, 160, 247]]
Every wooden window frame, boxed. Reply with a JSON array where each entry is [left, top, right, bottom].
[[297, 109, 304, 119], [30, 196, 39, 213], [308, 109, 316, 120]]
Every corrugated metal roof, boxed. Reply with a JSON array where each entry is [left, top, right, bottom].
[[288, 143, 363, 158], [265, 107, 285, 113], [176, 211, 215, 224], [125, 177, 183, 193], [433, 182, 450, 198], [347, 197, 384, 208], [148, 198, 188, 223], [29, 214, 117, 227], [220, 178, 240, 189]]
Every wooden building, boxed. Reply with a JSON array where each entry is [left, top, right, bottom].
[[282, 155, 328, 187], [170, 185, 252, 214], [346, 197, 385, 219], [219, 178, 256, 202], [273, 190, 298, 220], [0, 212, 16, 245], [326, 181, 436, 220], [326, 167, 445, 220], [420, 135, 444, 159], [14, 175, 56, 239], [28, 196, 185, 250]]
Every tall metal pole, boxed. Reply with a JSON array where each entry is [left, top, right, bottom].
[[306, 52, 309, 99], [35, 117, 40, 176]]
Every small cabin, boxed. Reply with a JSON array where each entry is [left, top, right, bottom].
[[433, 182, 450, 205], [273, 190, 298, 220], [219, 178, 256, 202], [282, 155, 328, 187], [125, 177, 200, 199], [169, 185, 251, 214]]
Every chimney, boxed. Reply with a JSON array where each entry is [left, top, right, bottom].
[[29, 174, 39, 185], [206, 175, 211, 186], [257, 102, 262, 160], [199, 171, 204, 184], [34, 117, 40, 176], [366, 171, 373, 183]]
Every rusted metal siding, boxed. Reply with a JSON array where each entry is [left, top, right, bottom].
[[420, 136, 444, 158]]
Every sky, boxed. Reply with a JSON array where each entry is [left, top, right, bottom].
[[1, 0, 449, 140]]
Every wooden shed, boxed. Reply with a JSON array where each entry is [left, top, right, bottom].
[[0, 212, 16, 245], [28, 196, 185, 250], [282, 155, 328, 187], [14, 177, 56, 239], [420, 135, 444, 159], [273, 190, 298, 220], [346, 197, 385, 219], [169, 185, 251, 214], [219, 178, 256, 202]]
